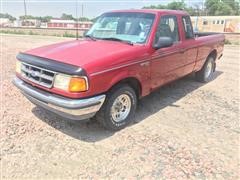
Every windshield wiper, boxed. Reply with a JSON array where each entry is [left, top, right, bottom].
[[100, 37, 134, 45], [85, 34, 97, 41]]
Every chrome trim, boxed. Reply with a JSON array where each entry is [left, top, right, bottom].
[[22, 62, 57, 74], [90, 58, 150, 76], [20, 62, 89, 92], [13, 77, 106, 120], [21, 62, 56, 88], [89, 49, 181, 77]]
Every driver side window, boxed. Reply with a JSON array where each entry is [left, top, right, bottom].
[[154, 15, 179, 44], [182, 16, 194, 39]]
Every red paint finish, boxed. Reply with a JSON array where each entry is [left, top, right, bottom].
[[18, 9, 224, 99]]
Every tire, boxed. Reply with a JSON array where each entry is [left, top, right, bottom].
[[195, 56, 215, 83], [96, 84, 137, 131]]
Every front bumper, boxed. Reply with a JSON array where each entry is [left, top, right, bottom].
[[13, 77, 106, 120]]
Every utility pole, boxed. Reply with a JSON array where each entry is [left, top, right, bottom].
[[23, 0, 27, 26], [75, 0, 79, 40], [82, 3, 84, 18], [23, 0, 27, 17]]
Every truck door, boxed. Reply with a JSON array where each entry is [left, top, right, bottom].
[[150, 15, 185, 90], [179, 16, 198, 74]]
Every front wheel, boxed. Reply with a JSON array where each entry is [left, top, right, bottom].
[[96, 84, 137, 131], [195, 56, 215, 83]]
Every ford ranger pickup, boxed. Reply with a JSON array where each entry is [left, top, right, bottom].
[[13, 9, 225, 130]]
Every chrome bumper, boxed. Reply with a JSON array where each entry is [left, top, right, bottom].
[[13, 77, 106, 120]]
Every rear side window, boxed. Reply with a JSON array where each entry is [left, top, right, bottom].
[[154, 15, 179, 44], [182, 16, 194, 39]]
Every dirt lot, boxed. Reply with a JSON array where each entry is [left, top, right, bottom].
[[1, 34, 239, 179]]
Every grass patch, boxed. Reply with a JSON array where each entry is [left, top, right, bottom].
[[0, 29, 26, 35], [233, 42, 240, 45], [29, 30, 39, 35], [63, 31, 76, 38], [0, 29, 81, 38], [224, 39, 232, 45], [224, 39, 240, 45]]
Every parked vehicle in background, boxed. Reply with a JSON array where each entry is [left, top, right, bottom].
[[13, 9, 224, 131]]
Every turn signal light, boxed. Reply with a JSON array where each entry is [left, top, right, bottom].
[[68, 77, 88, 92]]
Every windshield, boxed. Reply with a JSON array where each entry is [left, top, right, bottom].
[[86, 12, 155, 44]]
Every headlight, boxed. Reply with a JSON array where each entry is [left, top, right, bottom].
[[16, 60, 22, 74], [53, 73, 88, 92]]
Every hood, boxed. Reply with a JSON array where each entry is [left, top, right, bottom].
[[24, 39, 149, 74]]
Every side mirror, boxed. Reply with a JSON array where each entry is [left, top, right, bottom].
[[153, 37, 174, 49]]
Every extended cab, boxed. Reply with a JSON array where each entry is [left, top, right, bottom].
[[13, 10, 224, 130]]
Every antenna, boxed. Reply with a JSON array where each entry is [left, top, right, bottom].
[[75, 0, 79, 40]]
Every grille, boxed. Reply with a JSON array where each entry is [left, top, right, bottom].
[[21, 62, 56, 88]]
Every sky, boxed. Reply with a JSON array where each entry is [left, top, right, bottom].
[[1, 0, 201, 19]]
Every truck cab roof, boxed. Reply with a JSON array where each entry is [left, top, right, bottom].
[[109, 9, 189, 16]]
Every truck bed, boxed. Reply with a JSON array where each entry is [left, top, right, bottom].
[[195, 32, 222, 38]]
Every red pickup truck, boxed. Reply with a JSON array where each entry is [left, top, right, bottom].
[[13, 9, 224, 130]]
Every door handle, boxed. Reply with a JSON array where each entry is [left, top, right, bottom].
[[179, 49, 186, 53], [140, 61, 150, 67]]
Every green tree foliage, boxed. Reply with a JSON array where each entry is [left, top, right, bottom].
[[60, 13, 90, 21], [205, 0, 239, 15], [143, 0, 201, 15], [143, 1, 186, 10], [0, 13, 16, 21], [61, 13, 75, 20], [167, 1, 186, 10], [19, 15, 35, 20], [19, 15, 53, 22], [78, 17, 91, 22], [143, 0, 239, 16], [39, 16, 53, 22]]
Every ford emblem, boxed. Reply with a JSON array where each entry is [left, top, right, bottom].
[[30, 71, 39, 77]]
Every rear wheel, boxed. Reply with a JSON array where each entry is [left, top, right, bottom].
[[96, 84, 137, 131], [196, 56, 215, 83]]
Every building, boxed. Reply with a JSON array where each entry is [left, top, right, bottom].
[[0, 18, 12, 27], [191, 16, 240, 33], [13, 19, 41, 28], [47, 19, 93, 29]]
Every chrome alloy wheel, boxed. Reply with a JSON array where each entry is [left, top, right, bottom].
[[111, 94, 131, 122], [205, 60, 213, 79]]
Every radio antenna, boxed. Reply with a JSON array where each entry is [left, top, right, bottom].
[[75, 0, 79, 40]]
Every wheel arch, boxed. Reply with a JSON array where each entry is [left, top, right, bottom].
[[208, 49, 217, 61], [108, 77, 142, 99]]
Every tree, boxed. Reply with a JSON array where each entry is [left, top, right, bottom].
[[19, 15, 53, 22], [39, 16, 53, 22], [61, 13, 75, 20], [222, 0, 240, 15], [143, 1, 186, 10], [143, 0, 239, 16], [19, 15, 35, 20], [78, 17, 90, 22], [143, 0, 200, 16], [205, 0, 239, 15], [0, 13, 16, 21], [143, 4, 166, 9], [167, 1, 186, 10]]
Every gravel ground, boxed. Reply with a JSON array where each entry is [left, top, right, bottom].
[[1, 34, 239, 179]]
